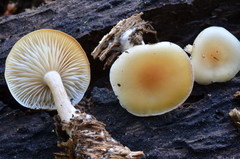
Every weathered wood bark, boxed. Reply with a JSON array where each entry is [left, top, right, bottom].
[[91, 12, 157, 70], [0, 0, 240, 158]]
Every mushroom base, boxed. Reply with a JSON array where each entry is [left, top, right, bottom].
[[54, 113, 144, 159]]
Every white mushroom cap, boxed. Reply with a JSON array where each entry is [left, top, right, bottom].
[[187, 26, 240, 85], [5, 29, 90, 110], [110, 42, 193, 116]]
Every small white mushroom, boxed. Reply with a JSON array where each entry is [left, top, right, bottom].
[[184, 26, 240, 85]]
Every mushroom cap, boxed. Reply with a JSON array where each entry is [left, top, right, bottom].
[[5, 29, 90, 110], [110, 42, 193, 116], [190, 26, 240, 85]]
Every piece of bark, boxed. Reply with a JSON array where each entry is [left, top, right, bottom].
[[54, 114, 144, 159], [91, 12, 157, 70]]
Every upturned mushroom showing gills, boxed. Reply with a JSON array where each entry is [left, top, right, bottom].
[[5, 29, 144, 158], [5, 29, 90, 125], [184, 26, 240, 85], [110, 42, 194, 117]]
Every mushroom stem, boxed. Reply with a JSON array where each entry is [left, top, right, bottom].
[[44, 71, 76, 124]]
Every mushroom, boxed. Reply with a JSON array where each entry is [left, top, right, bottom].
[[110, 42, 194, 116], [184, 26, 240, 85], [5, 29, 144, 158], [5, 29, 90, 127]]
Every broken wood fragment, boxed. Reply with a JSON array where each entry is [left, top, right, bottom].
[[229, 108, 240, 129], [233, 91, 240, 101], [91, 12, 157, 70], [54, 114, 144, 159]]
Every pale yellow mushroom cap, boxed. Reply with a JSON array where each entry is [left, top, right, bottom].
[[5, 29, 90, 110], [110, 42, 194, 116], [188, 26, 240, 85]]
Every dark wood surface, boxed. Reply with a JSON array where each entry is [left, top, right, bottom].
[[0, 0, 240, 158]]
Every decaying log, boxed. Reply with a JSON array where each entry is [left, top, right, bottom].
[[1, 0, 240, 158]]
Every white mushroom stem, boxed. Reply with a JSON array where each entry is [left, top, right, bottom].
[[44, 71, 77, 133]]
